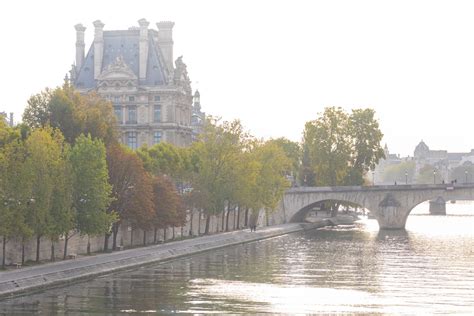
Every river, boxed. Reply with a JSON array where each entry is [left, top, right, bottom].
[[0, 202, 473, 315]]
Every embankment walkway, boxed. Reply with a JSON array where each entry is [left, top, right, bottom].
[[0, 222, 323, 300]]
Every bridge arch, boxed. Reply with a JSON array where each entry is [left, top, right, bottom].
[[289, 199, 369, 223]]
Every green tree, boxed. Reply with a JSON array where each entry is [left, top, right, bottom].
[[0, 134, 32, 268], [416, 164, 436, 184], [70, 134, 115, 254], [23, 84, 118, 145], [382, 161, 416, 184], [267, 138, 301, 185], [302, 107, 351, 186], [25, 128, 67, 262], [449, 162, 474, 184], [347, 109, 385, 185]]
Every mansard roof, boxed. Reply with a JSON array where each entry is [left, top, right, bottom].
[[74, 29, 168, 89]]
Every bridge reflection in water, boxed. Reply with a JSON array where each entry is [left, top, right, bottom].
[[272, 184, 474, 229]]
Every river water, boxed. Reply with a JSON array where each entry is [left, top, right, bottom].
[[0, 203, 473, 315]]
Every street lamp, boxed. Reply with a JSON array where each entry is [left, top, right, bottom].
[[433, 169, 436, 184], [405, 171, 408, 184]]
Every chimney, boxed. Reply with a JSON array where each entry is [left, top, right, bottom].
[[156, 21, 175, 71], [74, 24, 86, 71], [9, 112, 13, 127], [138, 18, 149, 80], [93, 20, 105, 80]]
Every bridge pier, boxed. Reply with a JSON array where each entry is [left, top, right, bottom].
[[375, 193, 409, 229]]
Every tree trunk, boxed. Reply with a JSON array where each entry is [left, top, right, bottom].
[[36, 235, 41, 263], [2, 236, 6, 269], [112, 224, 119, 250], [189, 210, 194, 236], [198, 210, 202, 235], [233, 206, 237, 230], [205, 214, 211, 235], [163, 228, 167, 242], [225, 208, 231, 232], [87, 235, 91, 255], [130, 228, 134, 246], [245, 208, 249, 227], [143, 230, 147, 246], [236, 206, 241, 229], [172, 227, 175, 240], [181, 226, 184, 238], [21, 238, 25, 265], [265, 209, 269, 227], [104, 233, 110, 252], [63, 232, 69, 260], [50, 241, 55, 262], [221, 210, 225, 232], [154, 227, 158, 243]]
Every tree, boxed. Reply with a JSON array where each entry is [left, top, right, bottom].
[[267, 138, 301, 184], [382, 161, 415, 184], [106, 144, 154, 250], [0, 133, 32, 268], [249, 141, 291, 225], [449, 162, 474, 184], [190, 118, 250, 234], [70, 134, 115, 254], [302, 107, 351, 186], [24, 128, 68, 262], [151, 176, 185, 242], [23, 84, 118, 145], [347, 109, 385, 185], [416, 164, 436, 184]]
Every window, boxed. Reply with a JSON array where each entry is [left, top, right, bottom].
[[127, 132, 137, 150], [114, 107, 122, 123], [127, 106, 137, 124], [154, 131, 162, 144], [154, 105, 161, 122], [128, 96, 135, 102], [154, 95, 160, 102], [114, 95, 121, 103]]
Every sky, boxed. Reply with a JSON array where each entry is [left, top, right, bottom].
[[1, 0, 474, 157]]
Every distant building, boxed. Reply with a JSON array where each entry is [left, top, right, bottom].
[[0, 112, 14, 127], [71, 19, 202, 148], [375, 140, 474, 184]]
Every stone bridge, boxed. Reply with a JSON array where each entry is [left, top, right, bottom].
[[269, 184, 474, 229]]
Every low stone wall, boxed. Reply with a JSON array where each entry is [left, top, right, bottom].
[[0, 208, 255, 266], [0, 222, 320, 299]]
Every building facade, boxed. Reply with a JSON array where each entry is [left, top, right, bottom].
[[0, 112, 14, 127], [71, 19, 196, 148]]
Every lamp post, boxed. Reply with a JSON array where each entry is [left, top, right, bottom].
[[372, 170, 375, 186], [405, 171, 408, 184], [433, 169, 436, 184], [465, 170, 468, 184]]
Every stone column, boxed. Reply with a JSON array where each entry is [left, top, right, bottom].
[[93, 20, 105, 80], [156, 21, 175, 71], [74, 24, 86, 71], [138, 18, 149, 80]]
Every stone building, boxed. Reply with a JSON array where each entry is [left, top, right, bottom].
[[191, 90, 205, 141], [71, 19, 196, 148]]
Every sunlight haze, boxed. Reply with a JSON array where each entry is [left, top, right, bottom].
[[1, 0, 473, 156]]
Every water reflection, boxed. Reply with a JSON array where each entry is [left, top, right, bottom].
[[0, 208, 473, 314]]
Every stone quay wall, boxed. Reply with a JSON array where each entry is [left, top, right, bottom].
[[0, 208, 275, 266]]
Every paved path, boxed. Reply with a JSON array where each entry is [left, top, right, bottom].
[[0, 222, 321, 299]]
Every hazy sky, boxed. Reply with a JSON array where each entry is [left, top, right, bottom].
[[1, 0, 473, 156]]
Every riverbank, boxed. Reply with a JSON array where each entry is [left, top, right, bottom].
[[0, 222, 329, 300]]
